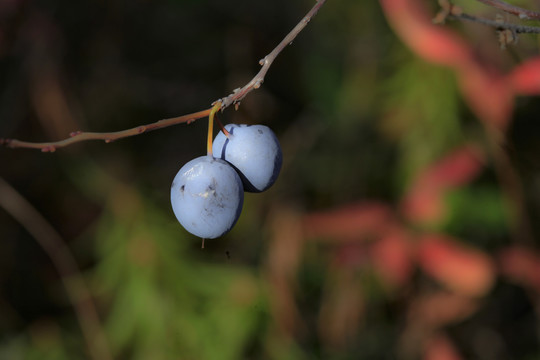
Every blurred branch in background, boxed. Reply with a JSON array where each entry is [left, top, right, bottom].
[[474, 0, 540, 19], [434, 0, 540, 47], [0, 177, 111, 360]]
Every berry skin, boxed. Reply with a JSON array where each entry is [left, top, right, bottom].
[[212, 124, 282, 192], [170, 155, 244, 239]]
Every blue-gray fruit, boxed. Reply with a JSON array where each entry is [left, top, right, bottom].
[[170, 155, 244, 239], [212, 124, 282, 192]]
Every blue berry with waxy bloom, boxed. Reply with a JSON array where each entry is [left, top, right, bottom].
[[212, 124, 282, 192], [170, 155, 244, 239]]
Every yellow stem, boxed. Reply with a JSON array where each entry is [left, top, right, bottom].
[[207, 101, 222, 156]]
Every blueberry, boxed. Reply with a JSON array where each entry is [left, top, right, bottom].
[[170, 155, 244, 239], [212, 124, 282, 192]]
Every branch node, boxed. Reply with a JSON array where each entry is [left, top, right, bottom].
[[451, 5, 463, 16], [434, 0, 462, 24], [498, 28, 519, 48], [70, 131, 82, 137], [41, 146, 56, 153], [0, 138, 13, 148]]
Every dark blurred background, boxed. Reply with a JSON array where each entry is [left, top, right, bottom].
[[2, 0, 540, 359]]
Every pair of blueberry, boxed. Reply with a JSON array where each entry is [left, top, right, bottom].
[[170, 124, 282, 239]]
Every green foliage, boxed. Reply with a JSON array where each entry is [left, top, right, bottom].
[[444, 185, 509, 247], [92, 199, 263, 360], [0, 331, 73, 360], [381, 57, 464, 184]]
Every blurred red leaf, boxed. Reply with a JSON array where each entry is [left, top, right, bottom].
[[421, 145, 484, 187], [333, 243, 368, 268], [379, 0, 514, 130], [379, 0, 472, 66], [371, 229, 414, 288], [499, 246, 540, 291], [417, 234, 495, 297], [409, 291, 480, 328], [302, 202, 394, 242], [507, 56, 540, 95], [400, 292, 478, 357], [402, 144, 484, 224], [457, 65, 512, 131], [424, 334, 463, 360], [402, 185, 443, 225]]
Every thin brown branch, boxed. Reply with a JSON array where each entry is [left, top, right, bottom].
[[219, 0, 327, 109], [0, 177, 112, 360], [475, 0, 540, 20], [1, 0, 327, 152], [2, 109, 212, 152]]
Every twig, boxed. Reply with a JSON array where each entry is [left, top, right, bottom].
[[475, 0, 540, 20], [2, 109, 212, 152], [1, 0, 327, 152], [449, 12, 540, 33], [0, 177, 112, 360], [219, 0, 327, 109]]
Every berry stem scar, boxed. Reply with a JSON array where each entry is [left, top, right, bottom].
[[216, 116, 231, 138]]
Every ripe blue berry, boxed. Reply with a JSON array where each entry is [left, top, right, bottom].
[[212, 124, 282, 192], [170, 155, 244, 239]]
